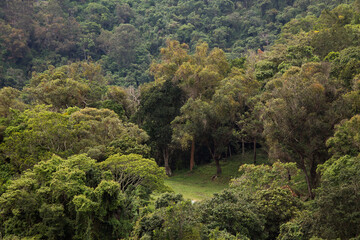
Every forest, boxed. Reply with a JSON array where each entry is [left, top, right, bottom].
[[0, 0, 360, 239]]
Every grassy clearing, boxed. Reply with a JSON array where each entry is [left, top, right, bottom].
[[164, 149, 269, 201]]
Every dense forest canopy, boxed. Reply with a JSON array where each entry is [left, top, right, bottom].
[[0, 0, 352, 87], [0, 0, 360, 239]]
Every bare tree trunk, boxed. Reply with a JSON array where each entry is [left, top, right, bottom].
[[215, 158, 222, 175], [301, 158, 314, 199], [229, 145, 232, 157], [190, 139, 195, 171], [163, 148, 172, 176], [310, 158, 318, 190], [253, 138, 257, 164], [208, 143, 221, 175]]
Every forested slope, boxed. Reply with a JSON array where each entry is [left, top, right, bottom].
[[0, 0, 360, 239], [0, 0, 351, 87]]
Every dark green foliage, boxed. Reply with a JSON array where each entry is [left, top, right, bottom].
[[1, 1, 360, 239], [0, 106, 149, 173], [95, 99, 125, 118], [326, 115, 360, 157], [136, 80, 184, 175], [331, 47, 360, 88], [0, 0, 352, 88], [153, 201, 202, 240], [134, 199, 202, 240], [277, 210, 314, 240], [255, 60, 277, 81], [0, 155, 130, 239], [262, 62, 345, 198], [155, 192, 184, 209], [255, 188, 303, 239], [208, 228, 249, 240], [312, 155, 360, 239], [25, 61, 107, 110], [198, 190, 266, 239], [0, 153, 166, 239]]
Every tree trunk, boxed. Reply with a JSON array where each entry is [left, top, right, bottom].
[[253, 138, 257, 164], [215, 158, 222, 175], [190, 139, 195, 171], [310, 158, 318, 191], [229, 145, 232, 157], [301, 158, 314, 199], [207, 143, 221, 175], [163, 148, 172, 176], [242, 138, 245, 158]]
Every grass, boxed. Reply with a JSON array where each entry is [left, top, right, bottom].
[[164, 149, 269, 201]]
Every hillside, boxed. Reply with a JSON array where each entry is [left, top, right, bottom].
[[0, 0, 360, 239], [0, 0, 351, 87]]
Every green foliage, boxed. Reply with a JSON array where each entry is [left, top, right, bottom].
[[0, 0, 355, 88], [331, 46, 360, 88], [99, 154, 167, 192], [231, 162, 303, 194], [0, 154, 140, 239], [277, 210, 314, 240], [98, 24, 139, 67], [134, 200, 202, 240], [0, 105, 76, 171], [262, 62, 346, 197], [326, 115, 360, 157], [255, 188, 303, 239], [136, 80, 184, 175], [0, 87, 27, 118], [2, 1, 360, 239], [255, 60, 277, 81], [198, 190, 266, 239], [26, 62, 107, 110], [208, 228, 249, 240], [312, 155, 360, 239], [0, 106, 149, 172], [155, 192, 184, 209], [153, 200, 202, 240]]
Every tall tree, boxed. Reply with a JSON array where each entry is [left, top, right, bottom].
[[262, 63, 346, 198], [97, 24, 139, 67], [136, 80, 184, 175], [26, 61, 107, 111], [152, 40, 230, 171]]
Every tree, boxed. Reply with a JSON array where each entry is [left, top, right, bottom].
[[0, 154, 164, 239], [153, 40, 230, 172], [312, 155, 360, 239], [0, 87, 26, 118], [26, 61, 107, 111], [310, 4, 359, 59], [230, 162, 303, 195], [326, 114, 360, 158], [330, 46, 360, 88], [255, 188, 303, 239], [2, 0, 35, 33], [0, 105, 77, 172], [262, 63, 345, 198], [68, 107, 150, 159], [0, 21, 29, 62], [33, 1, 81, 56], [198, 190, 266, 239], [98, 153, 167, 192], [134, 199, 202, 240], [171, 98, 209, 171], [97, 24, 139, 67], [136, 80, 184, 175], [0, 106, 150, 172], [225, 65, 262, 163]]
